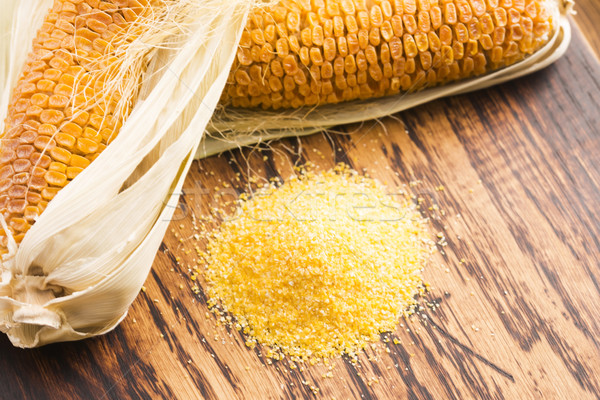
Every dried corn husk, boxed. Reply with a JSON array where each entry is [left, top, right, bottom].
[[0, 0, 256, 348], [200, 0, 574, 158]]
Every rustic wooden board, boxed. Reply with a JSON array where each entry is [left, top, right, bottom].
[[1, 20, 599, 400]]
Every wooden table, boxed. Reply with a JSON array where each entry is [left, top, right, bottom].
[[2, 5, 599, 400]]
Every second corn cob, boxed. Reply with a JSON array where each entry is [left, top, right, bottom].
[[223, 0, 556, 110]]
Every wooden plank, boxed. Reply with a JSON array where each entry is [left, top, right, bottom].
[[572, 0, 600, 59], [1, 22, 599, 400]]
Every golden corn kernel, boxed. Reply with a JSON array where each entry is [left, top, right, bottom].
[[44, 170, 67, 187], [66, 166, 83, 180], [41, 187, 60, 201], [10, 218, 29, 233], [69, 154, 90, 169], [24, 206, 40, 221], [48, 161, 66, 174]]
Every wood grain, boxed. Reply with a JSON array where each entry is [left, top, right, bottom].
[[572, 0, 600, 59], [1, 20, 599, 400]]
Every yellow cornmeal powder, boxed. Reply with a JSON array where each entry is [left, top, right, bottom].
[[205, 164, 433, 361]]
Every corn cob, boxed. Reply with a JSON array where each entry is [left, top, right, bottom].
[[0, 0, 152, 254], [1, 0, 253, 348], [223, 0, 556, 110]]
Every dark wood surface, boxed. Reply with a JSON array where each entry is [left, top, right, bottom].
[[1, 13, 599, 400]]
